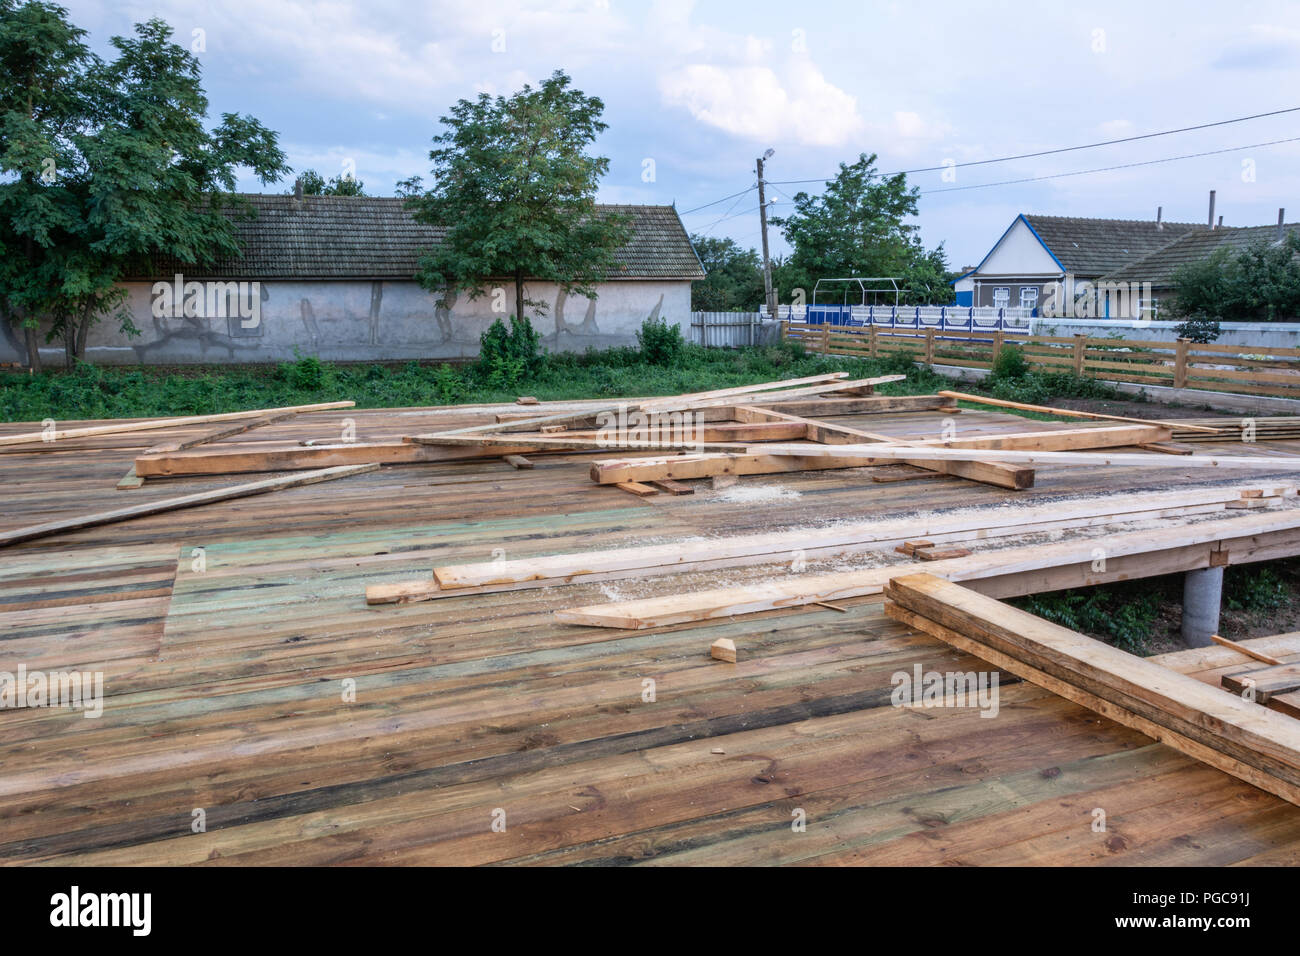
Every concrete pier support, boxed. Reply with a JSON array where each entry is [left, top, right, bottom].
[[1182, 566, 1224, 647]]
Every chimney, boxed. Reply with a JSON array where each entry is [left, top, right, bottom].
[[1156, 206, 1163, 230], [1279, 208, 1286, 242], [1218, 215, 1224, 228], [294, 177, 303, 202], [1208, 190, 1216, 229]]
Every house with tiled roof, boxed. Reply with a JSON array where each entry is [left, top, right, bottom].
[[3, 194, 705, 367], [952, 214, 1207, 313], [1100, 221, 1300, 294]]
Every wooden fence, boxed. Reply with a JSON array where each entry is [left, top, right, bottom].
[[782, 321, 1300, 400]]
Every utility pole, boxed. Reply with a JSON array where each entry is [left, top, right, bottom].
[[756, 149, 777, 320]]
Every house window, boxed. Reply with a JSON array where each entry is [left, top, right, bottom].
[[1019, 287, 1039, 310], [992, 287, 1010, 309]]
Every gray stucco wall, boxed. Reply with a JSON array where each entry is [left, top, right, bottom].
[[0, 278, 690, 366]]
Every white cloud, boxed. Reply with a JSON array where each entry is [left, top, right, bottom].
[[659, 59, 863, 147]]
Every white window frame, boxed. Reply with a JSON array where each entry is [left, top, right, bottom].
[[992, 287, 1010, 309], [1019, 287, 1039, 310]]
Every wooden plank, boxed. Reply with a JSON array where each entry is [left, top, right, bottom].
[[554, 510, 1300, 628], [502, 455, 534, 470], [115, 466, 144, 491], [883, 573, 1300, 804], [0, 401, 356, 447], [650, 479, 695, 496], [411, 487, 1246, 597], [410, 434, 737, 453], [615, 481, 659, 497], [721, 442, 1300, 472], [883, 600, 1300, 807], [1222, 664, 1300, 701], [424, 374, 854, 438], [0, 464, 379, 548], [1211, 634, 1285, 666], [142, 410, 300, 454], [937, 390, 1222, 433]]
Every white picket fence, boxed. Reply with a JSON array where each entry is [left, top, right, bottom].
[[780, 303, 1037, 333]]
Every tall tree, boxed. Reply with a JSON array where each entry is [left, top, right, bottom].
[[0, 0, 96, 371], [405, 70, 630, 322], [770, 153, 952, 305], [0, 8, 288, 367], [689, 234, 765, 311]]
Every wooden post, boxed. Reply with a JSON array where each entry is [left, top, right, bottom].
[[1175, 337, 1190, 389], [869, 324, 878, 358], [779, 318, 789, 343], [924, 328, 935, 365], [992, 330, 1004, 367], [1073, 334, 1086, 375], [820, 323, 830, 355]]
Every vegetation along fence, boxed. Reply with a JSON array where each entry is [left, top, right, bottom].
[[782, 321, 1300, 400]]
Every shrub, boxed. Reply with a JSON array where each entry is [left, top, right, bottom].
[[278, 350, 326, 390], [1016, 584, 1161, 654], [478, 315, 541, 388], [1175, 312, 1222, 344], [1225, 566, 1287, 612], [990, 344, 1029, 381], [636, 316, 685, 366], [878, 348, 918, 376]]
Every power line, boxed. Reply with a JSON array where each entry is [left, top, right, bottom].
[[919, 135, 1300, 195], [678, 184, 755, 215], [761, 106, 1300, 187], [697, 189, 757, 236]]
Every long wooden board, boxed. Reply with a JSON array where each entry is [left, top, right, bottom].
[[554, 509, 1300, 628], [938, 390, 1222, 434], [430, 487, 1248, 591], [0, 401, 355, 447], [0, 463, 379, 547], [883, 573, 1300, 805]]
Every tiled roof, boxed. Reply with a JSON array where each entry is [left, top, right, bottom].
[[1101, 223, 1300, 286], [1023, 215, 1207, 275], [143, 195, 704, 281]]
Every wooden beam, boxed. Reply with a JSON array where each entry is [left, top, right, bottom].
[[502, 455, 534, 470], [615, 481, 659, 497], [368, 490, 1246, 607], [938, 390, 1222, 434], [883, 573, 1300, 806], [0, 463, 378, 548], [553, 509, 1300, 628], [409, 433, 738, 453], [142, 410, 299, 454], [0, 401, 355, 447]]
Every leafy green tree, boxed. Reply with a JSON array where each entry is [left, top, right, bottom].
[[404, 70, 630, 324], [689, 234, 765, 311], [1173, 232, 1300, 322], [770, 153, 952, 305], [0, 0, 96, 370], [293, 168, 366, 196], [0, 7, 288, 367]]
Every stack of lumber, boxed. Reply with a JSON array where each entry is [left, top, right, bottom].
[[1172, 417, 1300, 442], [366, 486, 1269, 606], [883, 573, 1300, 807], [552, 508, 1300, 629]]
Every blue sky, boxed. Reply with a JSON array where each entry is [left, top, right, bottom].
[[66, 0, 1300, 270]]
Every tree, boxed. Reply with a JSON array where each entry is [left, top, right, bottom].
[[293, 168, 366, 196], [0, 0, 97, 371], [1173, 232, 1300, 323], [405, 70, 630, 323], [689, 234, 765, 311], [0, 7, 288, 368], [770, 153, 953, 305]]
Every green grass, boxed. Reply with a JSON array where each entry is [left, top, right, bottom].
[[0, 343, 954, 422]]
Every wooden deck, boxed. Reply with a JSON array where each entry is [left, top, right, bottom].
[[3, 401, 1300, 865]]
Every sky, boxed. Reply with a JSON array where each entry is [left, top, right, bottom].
[[63, 0, 1300, 271]]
